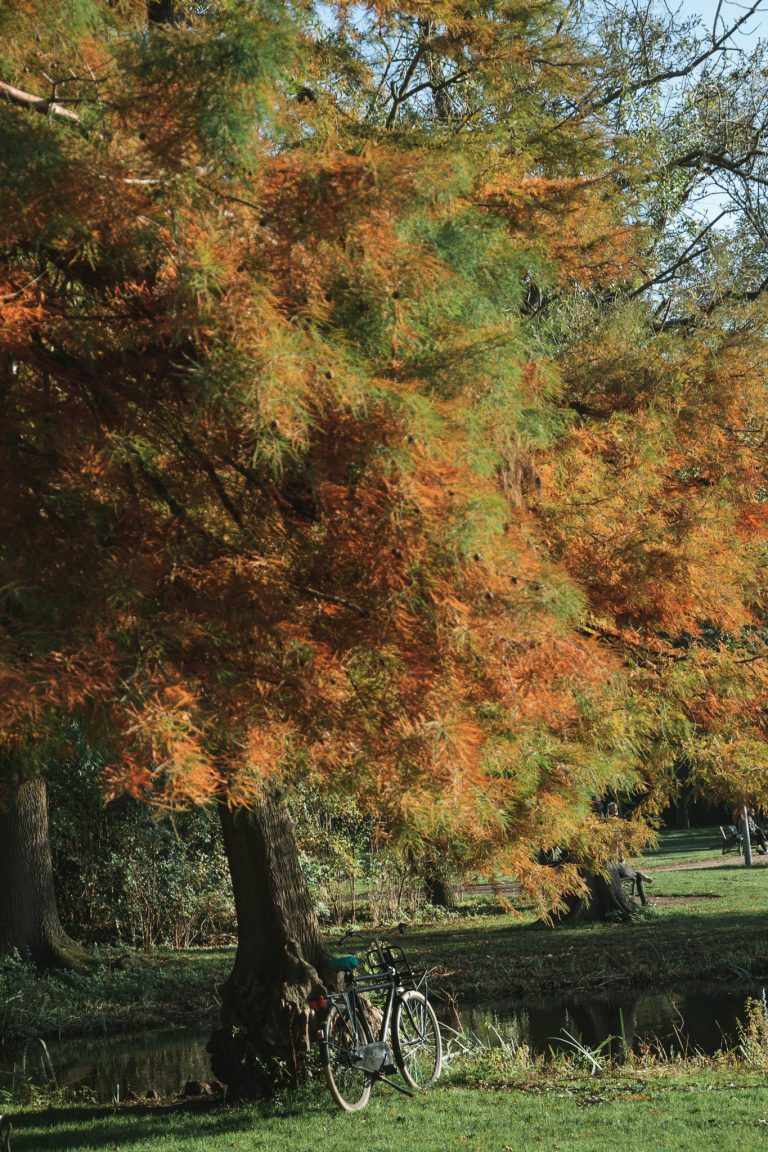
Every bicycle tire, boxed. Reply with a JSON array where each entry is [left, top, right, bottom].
[[392, 989, 442, 1089], [323, 999, 373, 1112]]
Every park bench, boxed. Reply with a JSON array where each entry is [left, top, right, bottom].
[[719, 825, 743, 854], [619, 874, 637, 898]]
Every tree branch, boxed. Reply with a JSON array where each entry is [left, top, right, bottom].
[[385, 37, 427, 129], [0, 80, 81, 124], [548, 0, 765, 131], [628, 209, 731, 298], [294, 585, 369, 617]]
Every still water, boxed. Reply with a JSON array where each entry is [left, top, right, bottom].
[[1, 987, 761, 1101], [453, 987, 761, 1058]]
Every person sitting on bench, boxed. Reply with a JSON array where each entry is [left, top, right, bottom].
[[617, 860, 653, 905], [606, 802, 654, 906], [737, 808, 768, 854]]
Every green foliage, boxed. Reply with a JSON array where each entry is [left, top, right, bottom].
[[290, 787, 373, 924], [122, 0, 304, 165], [0, 945, 232, 1045], [47, 750, 234, 949], [736, 996, 768, 1070], [4, 0, 768, 925]]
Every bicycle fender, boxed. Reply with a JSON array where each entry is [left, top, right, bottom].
[[318, 1027, 330, 1068]]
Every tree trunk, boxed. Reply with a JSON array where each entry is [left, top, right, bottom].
[[0, 777, 91, 969], [208, 784, 327, 1096], [423, 856, 457, 910], [675, 784, 691, 829], [550, 865, 639, 924], [148, 0, 176, 23]]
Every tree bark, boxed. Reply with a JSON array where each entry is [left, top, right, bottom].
[[675, 784, 691, 829], [208, 784, 327, 1096], [0, 777, 91, 969], [423, 855, 457, 910], [0, 81, 81, 124], [550, 865, 639, 924]]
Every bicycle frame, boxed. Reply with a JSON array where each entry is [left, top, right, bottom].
[[316, 938, 442, 1109], [319, 966, 400, 1075], [318, 949, 431, 1086]]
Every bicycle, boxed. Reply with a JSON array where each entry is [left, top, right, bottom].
[[311, 934, 442, 1111]]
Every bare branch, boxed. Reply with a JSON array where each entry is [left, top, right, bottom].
[[0, 80, 81, 124], [294, 585, 369, 617], [549, 0, 766, 130], [385, 33, 427, 128], [628, 209, 731, 297]]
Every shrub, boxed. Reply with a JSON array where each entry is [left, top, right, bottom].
[[48, 748, 235, 949]]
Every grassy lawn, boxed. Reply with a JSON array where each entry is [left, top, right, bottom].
[[0, 947, 233, 1043], [5, 827, 768, 1044], [7, 826, 768, 1148], [378, 826, 768, 999], [9, 1068, 768, 1151], [648, 826, 735, 865]]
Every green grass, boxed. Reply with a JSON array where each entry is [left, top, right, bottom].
[[0, 947, 232, 1043], [8, 826, 768, 1148], [648, 826, 738, 866], [7, 826, 767, 1042], [384, 826, 768, 999], [9, 1069, 768, 1151]]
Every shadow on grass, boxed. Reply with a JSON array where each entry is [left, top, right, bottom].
[[647, 827, 728, 858], [400, 885, 768, 999], [11, 1098, 300, 1151]]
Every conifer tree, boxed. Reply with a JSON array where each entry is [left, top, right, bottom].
[[0, 0, 633, 1064], [2, 0, 768, 1079]]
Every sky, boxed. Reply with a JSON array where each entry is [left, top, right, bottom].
[[680, 0, 766, 43]]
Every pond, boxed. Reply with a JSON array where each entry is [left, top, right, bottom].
[[2, 986, 762, 1101], [0, 1027, 212, 1102], [451, 986, 763, 1059]]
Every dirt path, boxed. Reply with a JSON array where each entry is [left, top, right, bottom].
[[653, 853, 768, 872]]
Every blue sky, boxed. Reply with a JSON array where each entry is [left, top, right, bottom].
[[680, 0, 766, 42]]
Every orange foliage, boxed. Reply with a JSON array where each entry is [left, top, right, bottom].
[[8, 0, 766, 895], [477, 172, 638, 288]]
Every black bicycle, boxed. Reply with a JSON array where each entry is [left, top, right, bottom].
[[312, 935, 442, 1111]]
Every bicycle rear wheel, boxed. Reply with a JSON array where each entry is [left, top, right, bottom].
[[392, 989, 442, 1089], [323, 1000, 373, 1111]]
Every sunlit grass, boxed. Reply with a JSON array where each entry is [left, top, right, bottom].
[[9, 826, 768, 1148], [8, 827, 768, 1045], [394, 826, 768, 1000], [10, 1069, 768, 1152]]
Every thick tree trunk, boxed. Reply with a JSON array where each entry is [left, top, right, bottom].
[[423, 856, 457, 910], [551, 865, 639, 924], [148, 0, 176, 23], [208, 784, 327, 1096], [0, 777, 90, 969]]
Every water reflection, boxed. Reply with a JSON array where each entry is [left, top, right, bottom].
[[0, 1028, 211, 1100], [1, 987, 761, 1100], [451, 988, 760, 1057]]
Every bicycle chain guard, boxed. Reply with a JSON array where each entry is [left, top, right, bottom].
[[346, 1041, 396, 1074]]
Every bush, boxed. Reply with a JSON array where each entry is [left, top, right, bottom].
[[47, 748, 235, 949]]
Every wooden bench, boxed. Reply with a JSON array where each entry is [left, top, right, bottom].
[[620, 874, 637, 898], [719, 825, 743, 854]]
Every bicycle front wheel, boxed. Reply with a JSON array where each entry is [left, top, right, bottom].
[[323, 1000, 373, 1112], [393, 989, 442, 1089]]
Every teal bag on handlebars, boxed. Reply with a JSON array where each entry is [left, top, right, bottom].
[[327, 954, 359, 973]]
